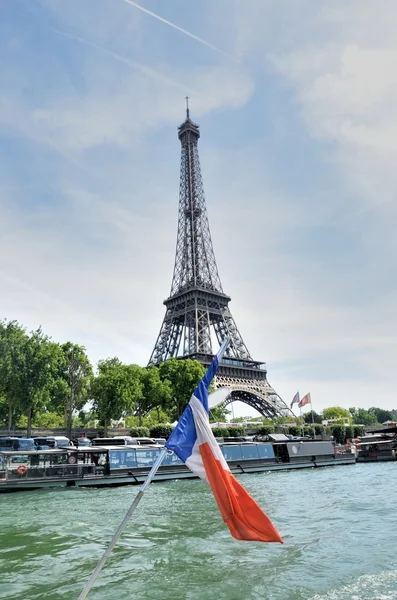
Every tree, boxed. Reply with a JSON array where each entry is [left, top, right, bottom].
[[0, 320, 28, 430], [353, 425, 365, 437], [0, 394, 8, 427], [209, 405, 231, 422], [158, 358, 205, 421], [303, 410, 322, 424], [314, 424, 324, 436], [149, 424, 173, 439], [211, 426, 230, 437], [129, 426, 150, 437], [345, 425, 353, 441], [287, 426, 300, 436], [322, 406, 352, 424], [32, 411, 65, 428], [91, 359, 144, 435], [78, 410, 98, 428], [59, 343, 93, 439], [368, 407, 394, 425], [227, 426, 246, 437], [14, 329, 64, 437], [349, 407, 378, 426], [137, 367, 172, 425], [124, 364, 146, 424], [256, 425, 275, 436], [349, 407, 358, 422], [331, 425, 346, 444]]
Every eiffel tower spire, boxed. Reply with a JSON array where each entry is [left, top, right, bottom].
[[170, 98, 223, 297], [148, 107, 291, 419]]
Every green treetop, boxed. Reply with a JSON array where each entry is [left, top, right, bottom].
[[322, 406, 352, 424], [158, 358, 205, 421], [58, 342, 93, 439]]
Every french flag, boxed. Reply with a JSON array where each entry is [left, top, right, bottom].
[[165, 348, 283, 544]]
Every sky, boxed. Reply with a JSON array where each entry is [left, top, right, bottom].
[[1, 0, 397, 417]]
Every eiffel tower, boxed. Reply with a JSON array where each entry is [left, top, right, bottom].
[[148, 102, 291, 418]]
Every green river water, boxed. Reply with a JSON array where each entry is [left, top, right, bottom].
[[1, 462, 396, 600]]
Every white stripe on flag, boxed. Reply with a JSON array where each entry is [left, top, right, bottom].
[[185, 395, 230, 482]]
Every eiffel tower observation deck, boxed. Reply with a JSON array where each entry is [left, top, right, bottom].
[[148, 102, 291, 418]]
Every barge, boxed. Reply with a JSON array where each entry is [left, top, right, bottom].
[[0, 436, 355, 492], [357, 425, 397, 462]]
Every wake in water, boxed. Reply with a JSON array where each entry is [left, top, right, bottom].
[[311, 569, 397, 600]]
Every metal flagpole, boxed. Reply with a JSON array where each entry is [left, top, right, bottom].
[[310, 396, 316, 439], [300, 405, 304, 438], [78, 338, 229, 599], [78, 447, 167, 600]]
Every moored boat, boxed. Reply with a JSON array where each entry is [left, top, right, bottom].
[[0, 435, 355, 492], [356, 426, 397, 462]]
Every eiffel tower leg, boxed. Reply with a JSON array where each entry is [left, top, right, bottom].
[[148, 307, 183, 365], [214, 372, 293, 419], [213, 311, 251, 361]]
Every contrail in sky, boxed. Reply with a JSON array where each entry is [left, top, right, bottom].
[[123, 0, 235, 60], [51, 27, 196, 93]]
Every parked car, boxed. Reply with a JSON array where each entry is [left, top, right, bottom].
[[34, 436, 73, 449], [91, 436, 157, 447], [72, 437, 91, 447]]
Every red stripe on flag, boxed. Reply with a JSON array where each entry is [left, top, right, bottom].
[[199, 442, 283, 543]]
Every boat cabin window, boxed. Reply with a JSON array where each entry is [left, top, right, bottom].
[[109, 450, 137, 469], [108, 448, 182, 470], [8, 454, 30, 465], [258, 444, 275, 459], [162, 452, 183, 466], [135, 448, 161, 467], [6, 453, 68, 465], [241, 446, 260, 460], [221, 446, 243, 461]]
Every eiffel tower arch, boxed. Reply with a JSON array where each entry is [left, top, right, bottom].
[[148, 102, 292, 419]]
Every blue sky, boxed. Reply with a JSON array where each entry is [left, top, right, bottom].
[[1, 0, 397, 416]]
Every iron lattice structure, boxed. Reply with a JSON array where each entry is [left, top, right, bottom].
[[148, 105, 291, 419]]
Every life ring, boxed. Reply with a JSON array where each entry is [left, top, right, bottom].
[[16, 464, 27, 476], [68, 456, 77, 464]]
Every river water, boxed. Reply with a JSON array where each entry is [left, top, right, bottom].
[[0, 462, 396, 600]]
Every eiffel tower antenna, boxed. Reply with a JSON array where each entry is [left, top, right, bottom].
[[148, 104, 291, 418]]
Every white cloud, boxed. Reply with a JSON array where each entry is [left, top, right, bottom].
[[267, 7, 397, 213], [1, 60, 254, 154]]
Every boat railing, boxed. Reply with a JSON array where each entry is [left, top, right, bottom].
[[0, 458, 99, 481]]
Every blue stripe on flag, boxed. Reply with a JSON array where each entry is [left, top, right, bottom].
[[165, 355, 219, 462]]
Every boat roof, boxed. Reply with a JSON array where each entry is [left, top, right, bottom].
[[359, 439, 395, 446], [0, 445, 150, 455], [0, 448, 70, 455], [365, 426, 397, 434]]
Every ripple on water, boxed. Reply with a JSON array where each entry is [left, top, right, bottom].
[[0, 462, 397, 599]]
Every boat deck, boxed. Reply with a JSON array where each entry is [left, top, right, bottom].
[[0, 442, 356, 492]]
